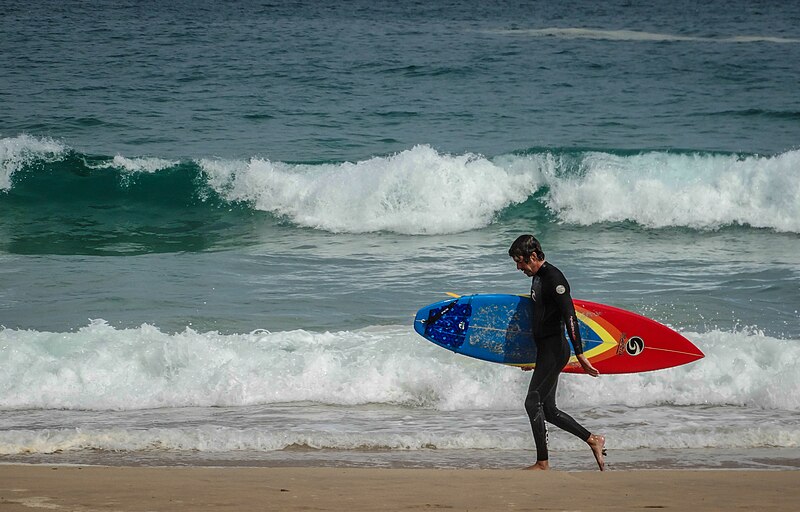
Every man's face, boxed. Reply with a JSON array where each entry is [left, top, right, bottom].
[[513, 255, 539, 277]]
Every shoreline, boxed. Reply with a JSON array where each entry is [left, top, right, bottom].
[[3, 445, 800, 472], [2, 465, 799, 511]]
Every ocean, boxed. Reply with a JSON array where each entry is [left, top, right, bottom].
[[1, 0, 798, 470]]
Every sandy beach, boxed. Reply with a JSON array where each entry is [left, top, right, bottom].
[[1, 465, 798, 511]]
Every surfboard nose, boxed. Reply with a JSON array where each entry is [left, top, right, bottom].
[[675, 334, 705, 360], [687, 343, 705, 361]]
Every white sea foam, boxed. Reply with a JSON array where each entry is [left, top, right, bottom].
[[1, 322, 798, 412], [2, 323, 799, 456], [199, 147, 800, 234], [0, 321, 521, 411], [566, 328, 800, 411], [488, 28, 800, 44], [543, 150, 800, 232], [0, 426, 528, 455], [2, 420, 797, 455], [0, 134, 66, 190], [198, 145, 541, 235]]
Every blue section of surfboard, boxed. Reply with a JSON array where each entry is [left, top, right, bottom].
[[413, 294, 543, 365]]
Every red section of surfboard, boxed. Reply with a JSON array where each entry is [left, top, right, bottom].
[[562, 299, 704, 374]]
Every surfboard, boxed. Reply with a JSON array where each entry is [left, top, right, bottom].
[[413, 294, 703, 374]]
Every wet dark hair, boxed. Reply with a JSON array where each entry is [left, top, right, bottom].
[[508, 234, 545, 262]]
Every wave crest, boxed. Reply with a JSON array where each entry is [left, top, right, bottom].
[[545, 150, 800, 232], [0, 134, 67, 190], [3, 135, 799, 235], [200, 145, 540, 234]]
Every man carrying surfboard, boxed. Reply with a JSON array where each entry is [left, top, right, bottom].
[[509, 235, 606, 471]]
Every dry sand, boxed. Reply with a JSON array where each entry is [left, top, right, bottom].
[[1, 465, 798, 511]]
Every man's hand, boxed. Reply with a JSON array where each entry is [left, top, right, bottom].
[[576, 354, 600, 377]]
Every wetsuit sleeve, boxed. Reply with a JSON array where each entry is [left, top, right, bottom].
[[552, 275, 584, 355]]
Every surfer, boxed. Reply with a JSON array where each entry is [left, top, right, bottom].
[[508, 234, 606, 471]]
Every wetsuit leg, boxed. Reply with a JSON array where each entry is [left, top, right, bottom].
[[524, 340, 561, 462], [542, 336, 592, 441], [541, 378, 591, 441], [525, 335, 591, 461]]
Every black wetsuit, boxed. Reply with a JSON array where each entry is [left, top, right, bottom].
[[525, 261, 591, 462]]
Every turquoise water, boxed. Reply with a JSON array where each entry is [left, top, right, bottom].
[[1, 0, 798, 470]]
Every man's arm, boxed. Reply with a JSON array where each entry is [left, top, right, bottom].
[[552, 277, 583, 354], [553, 275, 600, 377]]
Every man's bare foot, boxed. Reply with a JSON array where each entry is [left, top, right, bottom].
[[587, 434, 606, 471], [523, 461, 550, 470]]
